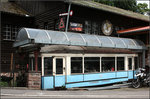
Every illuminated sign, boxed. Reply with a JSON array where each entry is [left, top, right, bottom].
[[70, 22, 83, 31]]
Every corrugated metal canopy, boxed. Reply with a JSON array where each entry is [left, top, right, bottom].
[[13, 28, 147, 50]]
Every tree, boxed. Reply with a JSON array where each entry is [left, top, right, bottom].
[[113, 0, 137, 12], [94, 0, 150, 15], [136, 3, 150, 15]]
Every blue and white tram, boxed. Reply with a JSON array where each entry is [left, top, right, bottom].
[[39, 47, 138, 89], [14, 28, 146, 89]]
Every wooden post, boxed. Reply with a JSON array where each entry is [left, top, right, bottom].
[[10, 53, 13, 76], [34, 51, 38, 72]]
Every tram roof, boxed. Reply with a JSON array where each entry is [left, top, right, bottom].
[[13, 28, 147, 50]]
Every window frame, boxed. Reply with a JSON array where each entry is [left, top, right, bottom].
[[84, 57, 100, 73], [117, 57, 125, 71], [70, 57, 83, 74], [101, 57, 116, 72], [3, 24, 20, 41]]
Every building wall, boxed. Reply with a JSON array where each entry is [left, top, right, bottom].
[[14, 1, 149, 35], [1, 12, 34, 72]]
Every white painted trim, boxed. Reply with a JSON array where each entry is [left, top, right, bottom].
[[82, 56, 84, 74], [125, 56, 128, 71], [42, 56, 44, 76], [66, 57, 70, 75], [41, 53, 138, 57], [53, 57, 65, 76], [115, 57, 117, 71], [39, 53, 138, 76], [100, 57, 102, 72]]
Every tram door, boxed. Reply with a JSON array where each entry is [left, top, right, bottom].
[[53, 57, 65, 87]]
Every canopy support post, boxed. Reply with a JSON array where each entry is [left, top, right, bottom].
[[142, 50, 145, 68], [34, 51, 39, 72]]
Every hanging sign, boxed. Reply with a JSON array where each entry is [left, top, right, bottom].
[[59, 10, 73, 16], [59, 18, 65, 29], [70, 22, 83, 31]]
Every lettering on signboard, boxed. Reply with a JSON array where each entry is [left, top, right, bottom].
[[70, 22, 83, 32]]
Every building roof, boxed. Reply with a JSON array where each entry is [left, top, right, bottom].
[[65, 0, 149, 22], [117, 26, 150, 35], [13, 28, 147, 50], [0, 1, 31, 16]]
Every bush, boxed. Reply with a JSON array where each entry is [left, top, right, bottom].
[[0, 81, 8, 87]]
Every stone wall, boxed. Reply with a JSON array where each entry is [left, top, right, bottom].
[[27, 72, 41, 89]]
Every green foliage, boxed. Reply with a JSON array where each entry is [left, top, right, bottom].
[[137, 3, 150, 14], [113, 0, 137, 12], [0, 81, 9, 87], [93, 0, 150, 15]]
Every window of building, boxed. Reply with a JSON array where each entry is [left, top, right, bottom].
[[44, 57, 53, 76], [84, 57, 100, 73], [3, 25, 11, 40], [102, 57, 115, 72], [71, 57, 82, 74], [84, 21, 91, 34], [117, 57, 125, 71], [12, 26, 18, 40], [134, 57, 138, 70], [92, 22, 99, 35], [3, 24, 20, 41]]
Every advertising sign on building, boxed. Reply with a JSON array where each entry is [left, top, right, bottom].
[[70, 22, 83, 32]]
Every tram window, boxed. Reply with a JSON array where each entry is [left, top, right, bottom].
[[71, 57, 82, 74], [102, 57, 115, 72], [134, 57, 138, 70], [84, 57, 100, 73], [56, 58, 63, 74], [44, 57, 53, 76], [128, 58, 132, 70], [117, 57, 125, 71]]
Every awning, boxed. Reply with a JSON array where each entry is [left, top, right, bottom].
[[13, 28, 147, 50]]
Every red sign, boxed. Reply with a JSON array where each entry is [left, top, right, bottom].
[[59, 18, 65, 29]]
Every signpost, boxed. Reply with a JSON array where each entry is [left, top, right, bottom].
[[59, 10, 73, 17], [59, 3, 72, 32]]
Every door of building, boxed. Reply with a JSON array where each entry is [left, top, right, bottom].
[[53, 57, 65, 87]]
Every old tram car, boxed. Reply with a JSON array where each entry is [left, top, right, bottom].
[[14, 28, 146, 89]]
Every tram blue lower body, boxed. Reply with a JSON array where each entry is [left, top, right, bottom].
[[42, 71, 134, 89]]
